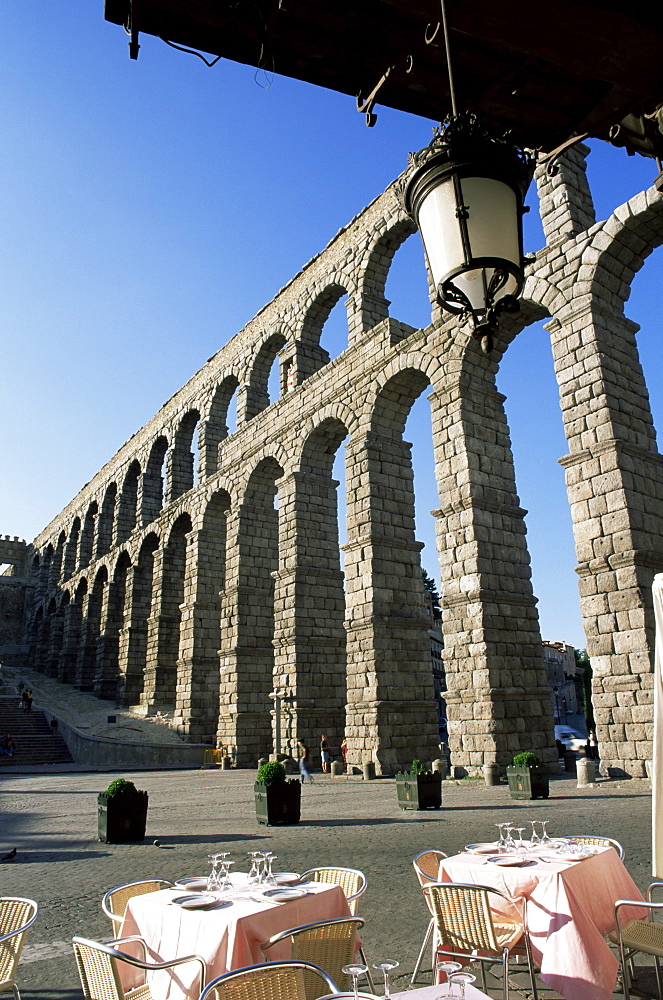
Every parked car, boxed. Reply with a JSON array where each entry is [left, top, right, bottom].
[[554, 725, 588, 753]]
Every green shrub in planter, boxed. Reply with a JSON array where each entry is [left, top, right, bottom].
[[98, 778, 149, 843], [255, 760, 301, 825], [396, 760, 442, 810], [506, 752, 549, 800]]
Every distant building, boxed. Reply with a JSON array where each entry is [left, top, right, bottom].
[[542, 640, 578, 720]]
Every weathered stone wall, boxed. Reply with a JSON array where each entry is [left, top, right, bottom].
[[10, 149, 663, 775], [0, 536, 30, 663]]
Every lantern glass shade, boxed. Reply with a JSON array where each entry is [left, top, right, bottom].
[[417, 174, 522, 313]]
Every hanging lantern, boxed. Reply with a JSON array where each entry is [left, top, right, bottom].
[[401, 114, 534, 353]]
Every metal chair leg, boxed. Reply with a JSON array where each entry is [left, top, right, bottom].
[[410, 918, 434, 984], [359, 946, 375, 992]]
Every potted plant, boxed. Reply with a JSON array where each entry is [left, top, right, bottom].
[[254, 760, 301, 825], [506, 752, 550, 800], [97, 778, 149, 843], [396, 758, 442, 810]]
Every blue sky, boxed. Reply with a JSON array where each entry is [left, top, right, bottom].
[[1, 2, 661, 651]]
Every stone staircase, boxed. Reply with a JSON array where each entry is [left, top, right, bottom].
[[0, 695, 74, 766]]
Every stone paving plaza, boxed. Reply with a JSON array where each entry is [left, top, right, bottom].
[[0, 764, 656, 999]]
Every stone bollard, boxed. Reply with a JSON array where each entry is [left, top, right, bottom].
[[432, 758, 447, 780], [257, 757, 268, 769], [221, 755, 231, 770], [362, 761, 375, 781], [331, 760, 343, 777], [483, 763, 500, 786], [576, 757, 596, 787]]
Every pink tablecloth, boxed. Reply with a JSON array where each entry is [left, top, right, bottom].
[[120, 881, 351, 1000], [439, 847, 647, 1000]]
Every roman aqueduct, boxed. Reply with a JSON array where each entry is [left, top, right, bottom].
[[7, 146, 663, 776]]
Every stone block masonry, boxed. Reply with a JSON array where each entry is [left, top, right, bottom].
[[11, 148, 663, 776]]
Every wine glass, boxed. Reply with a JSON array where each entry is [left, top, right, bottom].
[[514, 827, 527, 857], [263, 852, 277, 886], [436, 960, 462, 993], [495, 823, 507, 853], [342, 963, 368, 1000], [218, 860, 234, 893], [449, 972, 476, 999], [207, 853, 222, 891], [529, 820, 540, 849], [540, 820, 551, 845], [373, 959, 399, 998], [247, 851, 262, 885]]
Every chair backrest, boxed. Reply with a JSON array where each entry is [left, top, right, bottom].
[[413, 850, 448, 887], [102, 879, 174, 934], [200, 959, 339, 1000], [263, 917, 364, 990], [300, 867, 366, 915], [423, 882, 514, 954], [565, 836, 625, 861], [72, 938, 127, 1000], [0, 897, 38, 989]]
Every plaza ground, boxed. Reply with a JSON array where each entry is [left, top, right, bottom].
[[0, 766, 656, 999]]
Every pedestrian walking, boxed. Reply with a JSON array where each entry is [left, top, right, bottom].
[[320, 734, 330, 773], [297, 740, 313, 783], [25, 690, 33, 713]]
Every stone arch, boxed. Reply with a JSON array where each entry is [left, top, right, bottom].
[[143, 512, 193, 713], [115, 461, 141, 545], [184, 489, 232, 738], [586, 191, 663, 309], [96, 483, 117, 559], [201, 375, 240, 477], [219, 458, 284, 763], [60, 577, 87, 685], [141, 436, 169, 526], [167, 411, 200, 502], [44, 595, 63, 678], [50, 532, 66, 590], [120, 532, 160, 706], [95, 550, 132, 700], [291, 283, 348, 385], [79, 501, 98, 571], [77, 566, 107, 690], [63, 519, 81, 581], [244, 333, 288, 420], [359, 216, 419, 331], [38, 544, 53, 606]]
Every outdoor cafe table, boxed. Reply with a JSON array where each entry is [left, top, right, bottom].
[[439, 845, 648, 1000], [119, 878, 352, 1000]]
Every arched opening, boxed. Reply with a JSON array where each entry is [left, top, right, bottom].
[[115, 461, 140, 545], [141, 438, 168, 525], [204, 376, 240, 477], [298, 284, 348, 381], [360, 218, 418, 332], [45, 596, 63, 679], [96, 552, 131, 700], [148, 513, 192, 712], [245, 333, 287, 419], [61, 579, 87, 685], [168, 412, 201, 501], [96, 484, 116, 559], [122, 533, 159, 706], [51, 532, 65, 589], [63, 519, 80, 581], [383, 233, 432, 332], [77, 568, 106, 691], [291, 419, 349, 752], [221, 458, 283, 763], [189, 490, 231, 739], [79, 502, 98, 570]]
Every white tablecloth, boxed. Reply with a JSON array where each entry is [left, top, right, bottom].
[[439, 846, 647, 1000], [120, 879, 351, 999]]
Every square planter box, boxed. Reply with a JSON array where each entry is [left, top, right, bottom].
[[506, 765, 550, 800], [98, 791, 149, 843], [396, 770, 442, 810], [255, 779, 301, 825]]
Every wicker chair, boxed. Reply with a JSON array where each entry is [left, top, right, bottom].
[[564, 836, 625, 861], [410, 850, 448, 984], [72, 935, 206, 1000], [615, 882, 663, 1000], [101, 880, 175, 935], [423, 881, 538, 1000], [299, 868, 366, 916], [199, 959, 340, 1000], [261, 917, 364, 991], [299, 867, 373, 989], [0, 897, 38, 1000]]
